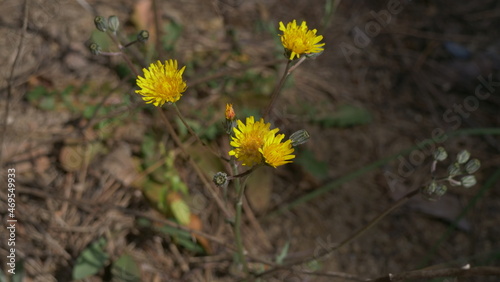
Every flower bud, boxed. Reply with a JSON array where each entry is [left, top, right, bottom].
[[422, 181, 447, 200], [88, 42, 101, 55], [225, 104, 235, 121], [108, 15, 120, 33], [290, 129, 310, 147], [433, 147, 448, 162], [465, 159, 480, 174], [457, 150, 470, 164], [94, 16, 107, 32], [213, 172, 228, 187], [137, 30, 149, 43], [447, 162, 461, 177], [461, 175, 477, 188], [434, 183, 447, 197]]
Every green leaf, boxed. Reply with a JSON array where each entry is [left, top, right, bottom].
[[275, 242, 290, 265], [11, 261, 25, 282], [296, 150, 328, 181], [156, 225, 204, 254], [111, 254, 141, 282], [314, 104, 372, 128], [72, 237, 109, 280], [26, 85, 48, 102], [1, 260, 25, 282], [39, 95, 56, 111], [170, 198, 191, 225]]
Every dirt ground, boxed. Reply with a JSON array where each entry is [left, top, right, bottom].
[[1, 0, 500, 281]]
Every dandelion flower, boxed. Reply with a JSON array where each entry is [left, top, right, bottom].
[[136, 60, 187, 106], [229, 117, 277, 167], [279, 20, 325, 60], [260, 132, 295, 168]]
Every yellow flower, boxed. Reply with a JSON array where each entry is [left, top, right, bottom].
[[229, 117, 277, 167], [260, 132, 295, 168], [136, 60, 187, 106], [279, 20, 325, 60]]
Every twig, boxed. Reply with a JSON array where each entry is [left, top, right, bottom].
[[251, 189, 420, 279], [370, 266, 500, 282]]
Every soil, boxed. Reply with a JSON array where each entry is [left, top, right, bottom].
[[1, 0, 500, 281]]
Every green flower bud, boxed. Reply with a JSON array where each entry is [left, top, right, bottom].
[[461, 175, 477, 188], [137, 30, 149, 43], [457, 150, 470, 164], [422, 181, 447, 200], [88, 42, 101, 55], [290, 129, 310, 147], [423, 181, 437, 194], [213, 172, 228, 187], [433, 147, 448, 161], [465, 159, 480, 174], [94, 16, 107, 32], [435, 184, 447, 197], [447, 162, 461, 177], [108, 15, 120, 33]]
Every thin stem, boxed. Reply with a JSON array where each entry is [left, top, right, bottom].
[[157, 108, 232, 218], [252, 188, 420, 279], [263, 60, 292, 119], [105, 31, 140, 77], [123, 39, 139, 48], [172, 103, 229, 161], [315, 188, 420, 260], [229, 166, 257, 180], [232, 163, 249, 273]]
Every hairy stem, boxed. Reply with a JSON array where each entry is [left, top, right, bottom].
[[232, 163, 249, 273]]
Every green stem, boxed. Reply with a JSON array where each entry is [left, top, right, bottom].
[[273, 127, 500, 214], [232, 163, 249, 273], [263, 60, 292, 119]]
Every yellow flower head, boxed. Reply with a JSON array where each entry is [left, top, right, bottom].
[[229, 117, 277, 167], [228, 116, 295, 168], [260, 132, 295, 168], [136, 60, 187, 106], [279, 20, 325, 60]]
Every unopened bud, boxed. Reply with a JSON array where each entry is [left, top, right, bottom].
[[89, 42, 101, 55], [447, 162, 461, 177], [137, 30, 149, 43], [213, 172, 228, 187], [108, 15, 120, 33], [225, 104, 235, 121], [290, 129, 310, 147], [422, 181, 447, 200], [94, 16, 107, 32], [461, 175, 477, 188], [433, 147, 448, 161], [465, 159, 480, 174], [457, 150, 470, 164]]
